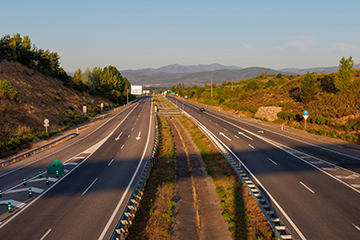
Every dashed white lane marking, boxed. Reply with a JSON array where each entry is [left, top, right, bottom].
[[234, 135, 239, 139], [353, 223, 360, 232], [351, 184, 360, 188], [131, 127, 134, 131], [299, 155, 311, 159], [268, 158, 278, 165], [81, 178, 98, 196], [209, 119, 212, 122], [121, 145, 125, 149], [248, 144, 255, 149], [0, 199, 26, 208], [6, 187, 44, 194], [40, 228, 52, 240], [128, 135, 130, 138], [108, 159, 114, 166], [300, 181, 315, 194], [215, 123, 218, 126], [224, 128, 227, 131]]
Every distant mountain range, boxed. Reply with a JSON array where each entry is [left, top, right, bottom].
[[279, 63, 360, 75], [68, 63, 360, 87], [122, 65, 290, 86], [122, 63, 242, 74]]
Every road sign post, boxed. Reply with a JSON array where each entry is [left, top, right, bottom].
[[44, 119, 49, 133]]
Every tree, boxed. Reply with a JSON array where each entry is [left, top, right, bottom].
[[276, 73, 282, 78], [300, 72, 320, 103], [335, 56, 354, 92]]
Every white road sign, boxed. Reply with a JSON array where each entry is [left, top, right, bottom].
[[131, 85, 142, 95]]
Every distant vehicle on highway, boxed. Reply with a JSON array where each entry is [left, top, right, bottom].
[[199, 107, 205, 112]]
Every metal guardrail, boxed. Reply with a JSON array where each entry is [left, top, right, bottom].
[[0, 133, 78, 168], [174, 103, 294, 240], [109, 113, 159, 240]]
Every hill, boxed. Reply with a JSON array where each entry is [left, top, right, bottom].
[[122, 66, 290, 86], [122, 63, 242, 74], [171, 69, 360, 144], [279, 63, 360, 75], [0, 60, 113, 158]]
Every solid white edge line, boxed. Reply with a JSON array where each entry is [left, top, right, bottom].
[[268, 158, 278, 165], [0, 104, 139, 229], [300, 181, 315, 194], [39, 228, 52, 240], [108, 159, 114, 166], [0, 103, 139, 178], [98, 97, 153, 240], [81, 178, 98, 196]]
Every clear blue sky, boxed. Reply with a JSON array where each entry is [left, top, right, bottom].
[[2, 0, 360, 72]]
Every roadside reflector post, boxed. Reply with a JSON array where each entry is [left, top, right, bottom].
[[23, 177, 26, 186], [29, 188, 32, 198], [56, 170, 59, 177], [76, 128, 79, 135], [0, 188, 2, 198], [281, 124, 284, 131], [39, 170, 42, 178], [8, 202, 11, 213], [46, 176, 49, 185]]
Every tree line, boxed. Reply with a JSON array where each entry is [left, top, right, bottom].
[[0, 33, 132, 104]]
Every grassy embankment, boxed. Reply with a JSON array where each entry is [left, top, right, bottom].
[[176, 70, 360, 144], [127, 96, 175, 240], [178, 115, 275, 240]]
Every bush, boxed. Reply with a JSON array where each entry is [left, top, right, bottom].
[[68, 106, 74, 111], [38, 131, 49, 139], [218, 98, 225, 105], [0, 79, 18, 100]]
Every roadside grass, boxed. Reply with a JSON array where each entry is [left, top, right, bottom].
[[179, 115, 276, 240], [159, 95, 175, 108], [127, 115, 175, 240]]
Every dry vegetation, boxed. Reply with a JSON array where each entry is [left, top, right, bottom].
[[179, 115, 275, 240], [127, 99, 175, 240], [0, 60, 113, 158]]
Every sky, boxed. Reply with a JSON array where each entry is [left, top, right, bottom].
[[1, 0, 360, 72]]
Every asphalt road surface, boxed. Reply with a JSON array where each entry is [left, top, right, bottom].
[[168, 95, 360, 240], [0, 96, 155, 240]]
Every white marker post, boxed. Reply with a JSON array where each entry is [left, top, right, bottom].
[[83, 106, 87, 117], [303, 110, 309, 131], [101, 103, 103, 111], [44, 119, 49, 133]]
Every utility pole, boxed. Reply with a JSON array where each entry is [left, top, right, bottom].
[[127, 89, 130, 104], [211, 78, 213, 97]]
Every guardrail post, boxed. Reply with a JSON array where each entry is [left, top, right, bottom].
[[29, 188, 32, 198], [39, 170, 42, 178], [23, 177, 26, 186], [8, 202, 11, 213]]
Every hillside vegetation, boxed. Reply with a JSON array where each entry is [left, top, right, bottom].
[[0, 34, 133, 158], [170, 57, 360, 144]]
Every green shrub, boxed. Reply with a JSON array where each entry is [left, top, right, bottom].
[[0, 79, 18, 100], [38, 131, 49, 139], [68, 106, 74, 111]]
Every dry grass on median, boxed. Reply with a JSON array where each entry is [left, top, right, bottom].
[[127, 115, 175, 240], [179, 116, 276, 240]]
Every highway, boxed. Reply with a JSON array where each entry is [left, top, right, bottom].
[[0, 96, 155, 240], [168, 95, 360, 240]]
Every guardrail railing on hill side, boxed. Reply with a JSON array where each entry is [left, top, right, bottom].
[[0, 133, 78, 168]]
